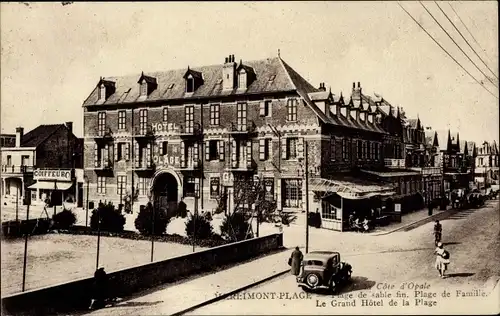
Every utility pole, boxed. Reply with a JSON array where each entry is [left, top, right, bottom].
[[21, 203, 30, 292], [95, 210, 101, 270], [193, 185, 199, 253], [151, 198, 155, 262], [16, 187, 19, 222], [86, 178, 89, 227], [305, 141, 310, 254], [53, 180, 57, 216]]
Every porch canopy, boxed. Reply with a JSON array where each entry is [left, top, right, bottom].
[[28, 181, 72, 191], [309, 176, 395, 200]]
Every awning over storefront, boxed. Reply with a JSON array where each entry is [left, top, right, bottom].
[[361, 169, 421, 177], [309, 176, 395, 200], [28, 181, 72, 191]]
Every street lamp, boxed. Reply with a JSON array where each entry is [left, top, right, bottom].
[[298, 142, 310, 254], [95, 209, 101, 270], [84, 175, 89, 227]]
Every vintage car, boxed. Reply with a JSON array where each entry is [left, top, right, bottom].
[[296, 251, 352, 293]]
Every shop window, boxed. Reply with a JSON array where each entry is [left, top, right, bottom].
[[184, 177, 196, 197], [321, 201, 340, 220], [282, 179, 302, 208]]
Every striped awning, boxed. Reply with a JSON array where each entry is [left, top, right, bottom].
[[309, 177, 395, 200], [28, 181, 72, 191]]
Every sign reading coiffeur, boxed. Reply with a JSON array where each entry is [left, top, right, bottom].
[[33, 169, 72, 181]]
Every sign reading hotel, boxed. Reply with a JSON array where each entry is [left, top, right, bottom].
[[34, 169, 72, 182]]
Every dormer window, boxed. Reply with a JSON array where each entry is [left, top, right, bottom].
[[98, 84, 106, 101], [368, 113, 374, 123], [330, 105, 337, 116], [238, 69, 247, 89], [360, 112, 366, 121], [183, 67, 203, 93], [140, 80, 148, 96], [137, 73, 157, 97], [186, 75, 195, 93], [96, 78, 116, 102]]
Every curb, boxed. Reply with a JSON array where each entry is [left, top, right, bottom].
[[371, 208, 456, 236], [171, 268, 290, 316]]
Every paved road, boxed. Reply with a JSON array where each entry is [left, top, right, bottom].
[[188, 200, 500, 315]]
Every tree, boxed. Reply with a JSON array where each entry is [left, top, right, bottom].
[[134, 202, 171, 236], [90, 201, 126, 232], [52, 209, 77, 229], [185, 212, 213, 239], [220, 212, 253, 242]]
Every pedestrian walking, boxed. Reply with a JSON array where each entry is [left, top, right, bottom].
[[289, 246, 303, 276], [178, 197, 187, 218], [434, 242, 450, 278], [433, 220, 442, 246]]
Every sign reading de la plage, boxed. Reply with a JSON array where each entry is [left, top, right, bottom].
[[33, 169, 72, 181]]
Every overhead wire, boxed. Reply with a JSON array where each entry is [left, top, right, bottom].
[[419, 1, 498, 88], [396, 2, 498, 100], [434, 1, 498, 81], [448, 2, 497, 70]]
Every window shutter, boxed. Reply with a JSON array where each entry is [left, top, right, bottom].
[[246, 140, 252, 168], [297, 138, 304, 159], [114, 143, 118, 161], [259, 139, 265, 161], [126, 143, 130, 161], [94, 143, 99, 167], [231, 139, 237, 168], [268, 139, 273, 161], [135, 142, 140, 168], [259, 101, 266, 116], [281, 138, 288, 160], [205, 140, 210, 161], [180, 141, 186, 168], [194, 142, 199, 168], [104, 144, 109, 167], [147, 142, 152, 167], [219, 140, 225, 161], [194, 177, 200, 198]]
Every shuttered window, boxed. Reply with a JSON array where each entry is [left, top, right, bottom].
[[210, 104, 220, 125], [287, 99, 298, 121]]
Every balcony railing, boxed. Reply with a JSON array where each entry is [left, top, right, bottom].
[[95, 128, 114, 140], [1, 165, 34, 174], [93, 159, 113, 170], [384, 158, 406, 169], [133, 159, 156, 171], [410, 167, 442, 175], [177, 159, 201, 170], [176, 123, 202, 137], [227, 159, 255, 171], [134, 126, 155, 138], [229, 121, 257, 135]]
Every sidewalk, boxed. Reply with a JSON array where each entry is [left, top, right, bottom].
[[85, 249, 291, 316]]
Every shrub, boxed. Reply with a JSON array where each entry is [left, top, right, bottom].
[[220, 212, 253, 242], [134, 202, 171, 236], [52, 209, 77, 229], [185, 212, 213, 239], [90, 201, 126, 233]]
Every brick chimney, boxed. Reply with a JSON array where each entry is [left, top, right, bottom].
[[15, 127, 24, 147], [65, 121, 73, 134], [223, 54, 236, 90], [318, 83, 326, 92]]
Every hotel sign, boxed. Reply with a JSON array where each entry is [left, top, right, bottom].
[[34, 169, 72, 181]]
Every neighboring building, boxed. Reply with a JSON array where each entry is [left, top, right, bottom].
[[0, 134, 16, 148], [475, 141, 499, 190], [83, 56, 400, 232], [0, 122, 84, 206], [435, 130, 471, 194]]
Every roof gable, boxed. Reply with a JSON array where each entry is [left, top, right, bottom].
[[21, 124, 65, 148]]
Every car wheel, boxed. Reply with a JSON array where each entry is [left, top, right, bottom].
[[305, 273, 320, 289]]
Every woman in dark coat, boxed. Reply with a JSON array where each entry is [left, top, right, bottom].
[[89, 268, 109, 309], [290, 247, 303, 275]]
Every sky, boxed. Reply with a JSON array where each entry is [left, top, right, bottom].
[[1, 1, 498, 144]]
